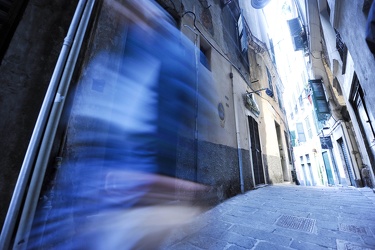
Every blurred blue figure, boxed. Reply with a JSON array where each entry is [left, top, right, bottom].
[[27, 0, 217, 249]]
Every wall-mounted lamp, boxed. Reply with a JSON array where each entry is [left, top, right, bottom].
[[247, 87, 274, 97]]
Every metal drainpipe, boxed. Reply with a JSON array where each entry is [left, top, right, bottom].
[[0, 1, 90, 249], [194, 38, 199, 183], [14, 1, 96, 248], [7, 1, 96, 249], [231, 67, 245, 193], [183, 23, 199, 182]]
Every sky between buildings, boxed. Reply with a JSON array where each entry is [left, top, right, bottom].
[[263, 0, 309, 115]]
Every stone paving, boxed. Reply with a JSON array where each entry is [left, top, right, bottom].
[[160, 184, 375, 250]]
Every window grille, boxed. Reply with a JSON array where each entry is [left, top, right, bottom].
[[335, 29, 347, 74]]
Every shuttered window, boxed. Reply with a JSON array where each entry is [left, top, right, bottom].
[[309, 79, 331, 121], [296, 122, 306, 143], [290, 131, 296, 147], [287, 17, 307, 51], [305, 116, 312, 139]]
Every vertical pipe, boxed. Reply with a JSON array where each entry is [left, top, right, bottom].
[[0, 1, 89, 249], [193, 31, 199, 183], [182, 23, 199, 182], [13, 0, 96, 249], [231, 67, 245, 193]]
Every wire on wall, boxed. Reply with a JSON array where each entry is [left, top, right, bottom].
[[181, 10, 286, 120], [182, 10, 251, 87]]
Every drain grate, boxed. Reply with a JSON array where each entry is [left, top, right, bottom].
[[276, 215, 316, 233], [339, 223, 367, 235]]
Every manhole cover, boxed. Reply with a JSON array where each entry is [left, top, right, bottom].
[[337, 239, 374, 250], [276, 215, 316, 233], [339, 223, 367, 235]]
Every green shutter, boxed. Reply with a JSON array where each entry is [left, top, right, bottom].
[[309, 79, 331, 121], [290, 131, 296, 147]]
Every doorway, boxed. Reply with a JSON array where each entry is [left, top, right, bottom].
[[337, 138, 356, 186], [275, 122, 288, 181], [248, 116, 265, 185], [322, 151, 334, 185], [350, 74, 375, 173]]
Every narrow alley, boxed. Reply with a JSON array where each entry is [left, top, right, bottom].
[[1, 1, 375, 249], [161, 185, 375, 250]]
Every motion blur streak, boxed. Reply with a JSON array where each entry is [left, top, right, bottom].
[[27, 0, 217, 249]]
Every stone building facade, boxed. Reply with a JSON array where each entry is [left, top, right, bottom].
[[0, 0, 291, 246], [297, 0, 375, 188]]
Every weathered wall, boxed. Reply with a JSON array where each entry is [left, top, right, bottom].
[[247, 50, 290, 184], [176, 0, 255, 194], [0, 0, 292, 233], [338, 0, 375, 111], [50, 0, 254, 212], [0, 0, 77, 228], [336, 0, 375, 171]]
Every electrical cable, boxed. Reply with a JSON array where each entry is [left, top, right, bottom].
[[181, 10, 288, 121], [182, 11, 251, 86]]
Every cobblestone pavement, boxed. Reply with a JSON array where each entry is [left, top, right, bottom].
[[160, 184, 375, 250]]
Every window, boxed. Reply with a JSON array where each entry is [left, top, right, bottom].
[[200, 36, 211, 70], [305, 116, 313, 139], [269, 38, 276, 65], [285, 131, 292, 164], [287, 17, 308, 52], [266, 67, 273, 92], [351, 75, 375, 148], [312, 110, 323, 133], [237, 13, 248, 53], [305, 154, 310, 163], [290, 131, 296, 147], [296, 122, 306, 143], [299, 94, 304, 109], [276, 85, 283, 110], [309, 79, 331, 121], [335, 29, 347, 74]]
